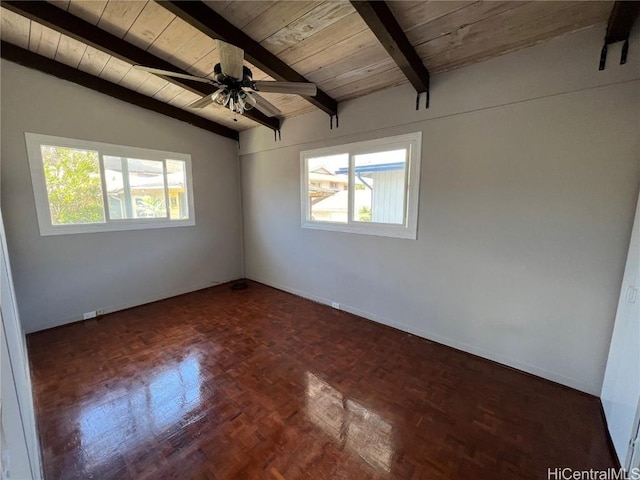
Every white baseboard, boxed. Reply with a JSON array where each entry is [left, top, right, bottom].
[[31, 273, 598, 395], [27, 278, 239, 334], [248, 275, 598, 395]]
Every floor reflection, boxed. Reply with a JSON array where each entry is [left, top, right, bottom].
[[305, 372, 393, 472], [78, 354, 203, 468]]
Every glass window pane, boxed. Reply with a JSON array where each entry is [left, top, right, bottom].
[[129, 159, 167, 219], [103, 156, 125, 219], [104, 157, 167, 219], [40, 145, 105, 225], [166, 160, 187, 220], [352, 149, 407, 224], [307, 154, 349, 223]]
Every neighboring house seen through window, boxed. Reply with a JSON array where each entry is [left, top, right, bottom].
[[25, 133, 195, 235], [301, 132, 421, 239]]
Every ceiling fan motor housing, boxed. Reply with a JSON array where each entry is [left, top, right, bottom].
[[213, 63, 253, 86]]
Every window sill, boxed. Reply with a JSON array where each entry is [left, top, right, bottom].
[[38, 218, 196, 236], [301, 220, 417, 239]]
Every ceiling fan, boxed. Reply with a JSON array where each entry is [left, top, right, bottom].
[[134, 40, 317, 119]]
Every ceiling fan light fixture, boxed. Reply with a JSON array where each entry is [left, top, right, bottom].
[[214, 88, 230, 107], [238, 91, 256, 111]]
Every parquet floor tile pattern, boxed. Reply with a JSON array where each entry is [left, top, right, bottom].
[[27, 281, 616, 479]]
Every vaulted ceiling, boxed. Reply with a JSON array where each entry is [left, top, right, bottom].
[[0, 1, 618, 140]]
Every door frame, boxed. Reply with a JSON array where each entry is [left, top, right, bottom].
[[0, 208, 42, 479], [628, 399, 640, 469]]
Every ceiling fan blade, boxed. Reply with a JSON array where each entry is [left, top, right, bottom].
[[216, 40, 244, 80], [133, 65, 212, 84], [248, 92, 281, 117], [253, 80, 317, 96], [186, 94, 216, 109]]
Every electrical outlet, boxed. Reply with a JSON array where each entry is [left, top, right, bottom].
[[96, 309, 104, 316], [331, 302, 340, 310], [626, 286, 638, 304], [83, 311, 97, 320]]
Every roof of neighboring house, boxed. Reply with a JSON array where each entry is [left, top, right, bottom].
[[311, 167, 334, 175], [309, 185, 336, 198], [106, 170, 185, 193], [309, 172, 348, 184], [312, 190, 371, 212], [335, 162, 405, 176]]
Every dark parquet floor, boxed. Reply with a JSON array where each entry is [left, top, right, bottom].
[[27, 281, 616, 479]]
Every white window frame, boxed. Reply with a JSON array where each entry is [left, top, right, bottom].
[[25, 133, 196, 236], [300, 132, 421, 239]]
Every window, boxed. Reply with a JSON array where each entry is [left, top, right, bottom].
[[25, 133, 195, 235], [301, 132, 421, 239]]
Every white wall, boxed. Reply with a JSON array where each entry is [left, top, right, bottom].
[[1, 60, 244, 333], [240, 25, 640, 395]]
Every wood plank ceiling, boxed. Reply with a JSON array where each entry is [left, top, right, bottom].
[[0, 1, 613, 135]]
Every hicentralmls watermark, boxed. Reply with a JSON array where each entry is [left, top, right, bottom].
[[547, 468, 640, 480]]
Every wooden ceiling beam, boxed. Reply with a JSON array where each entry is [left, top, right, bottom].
[[0, 41, 239, 141], [605, 1, 640, 44], [1, 0, 279, 131], [349, 1, 430, 105], [157, 0, 338, 117], [600, 1, 640, 69]]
